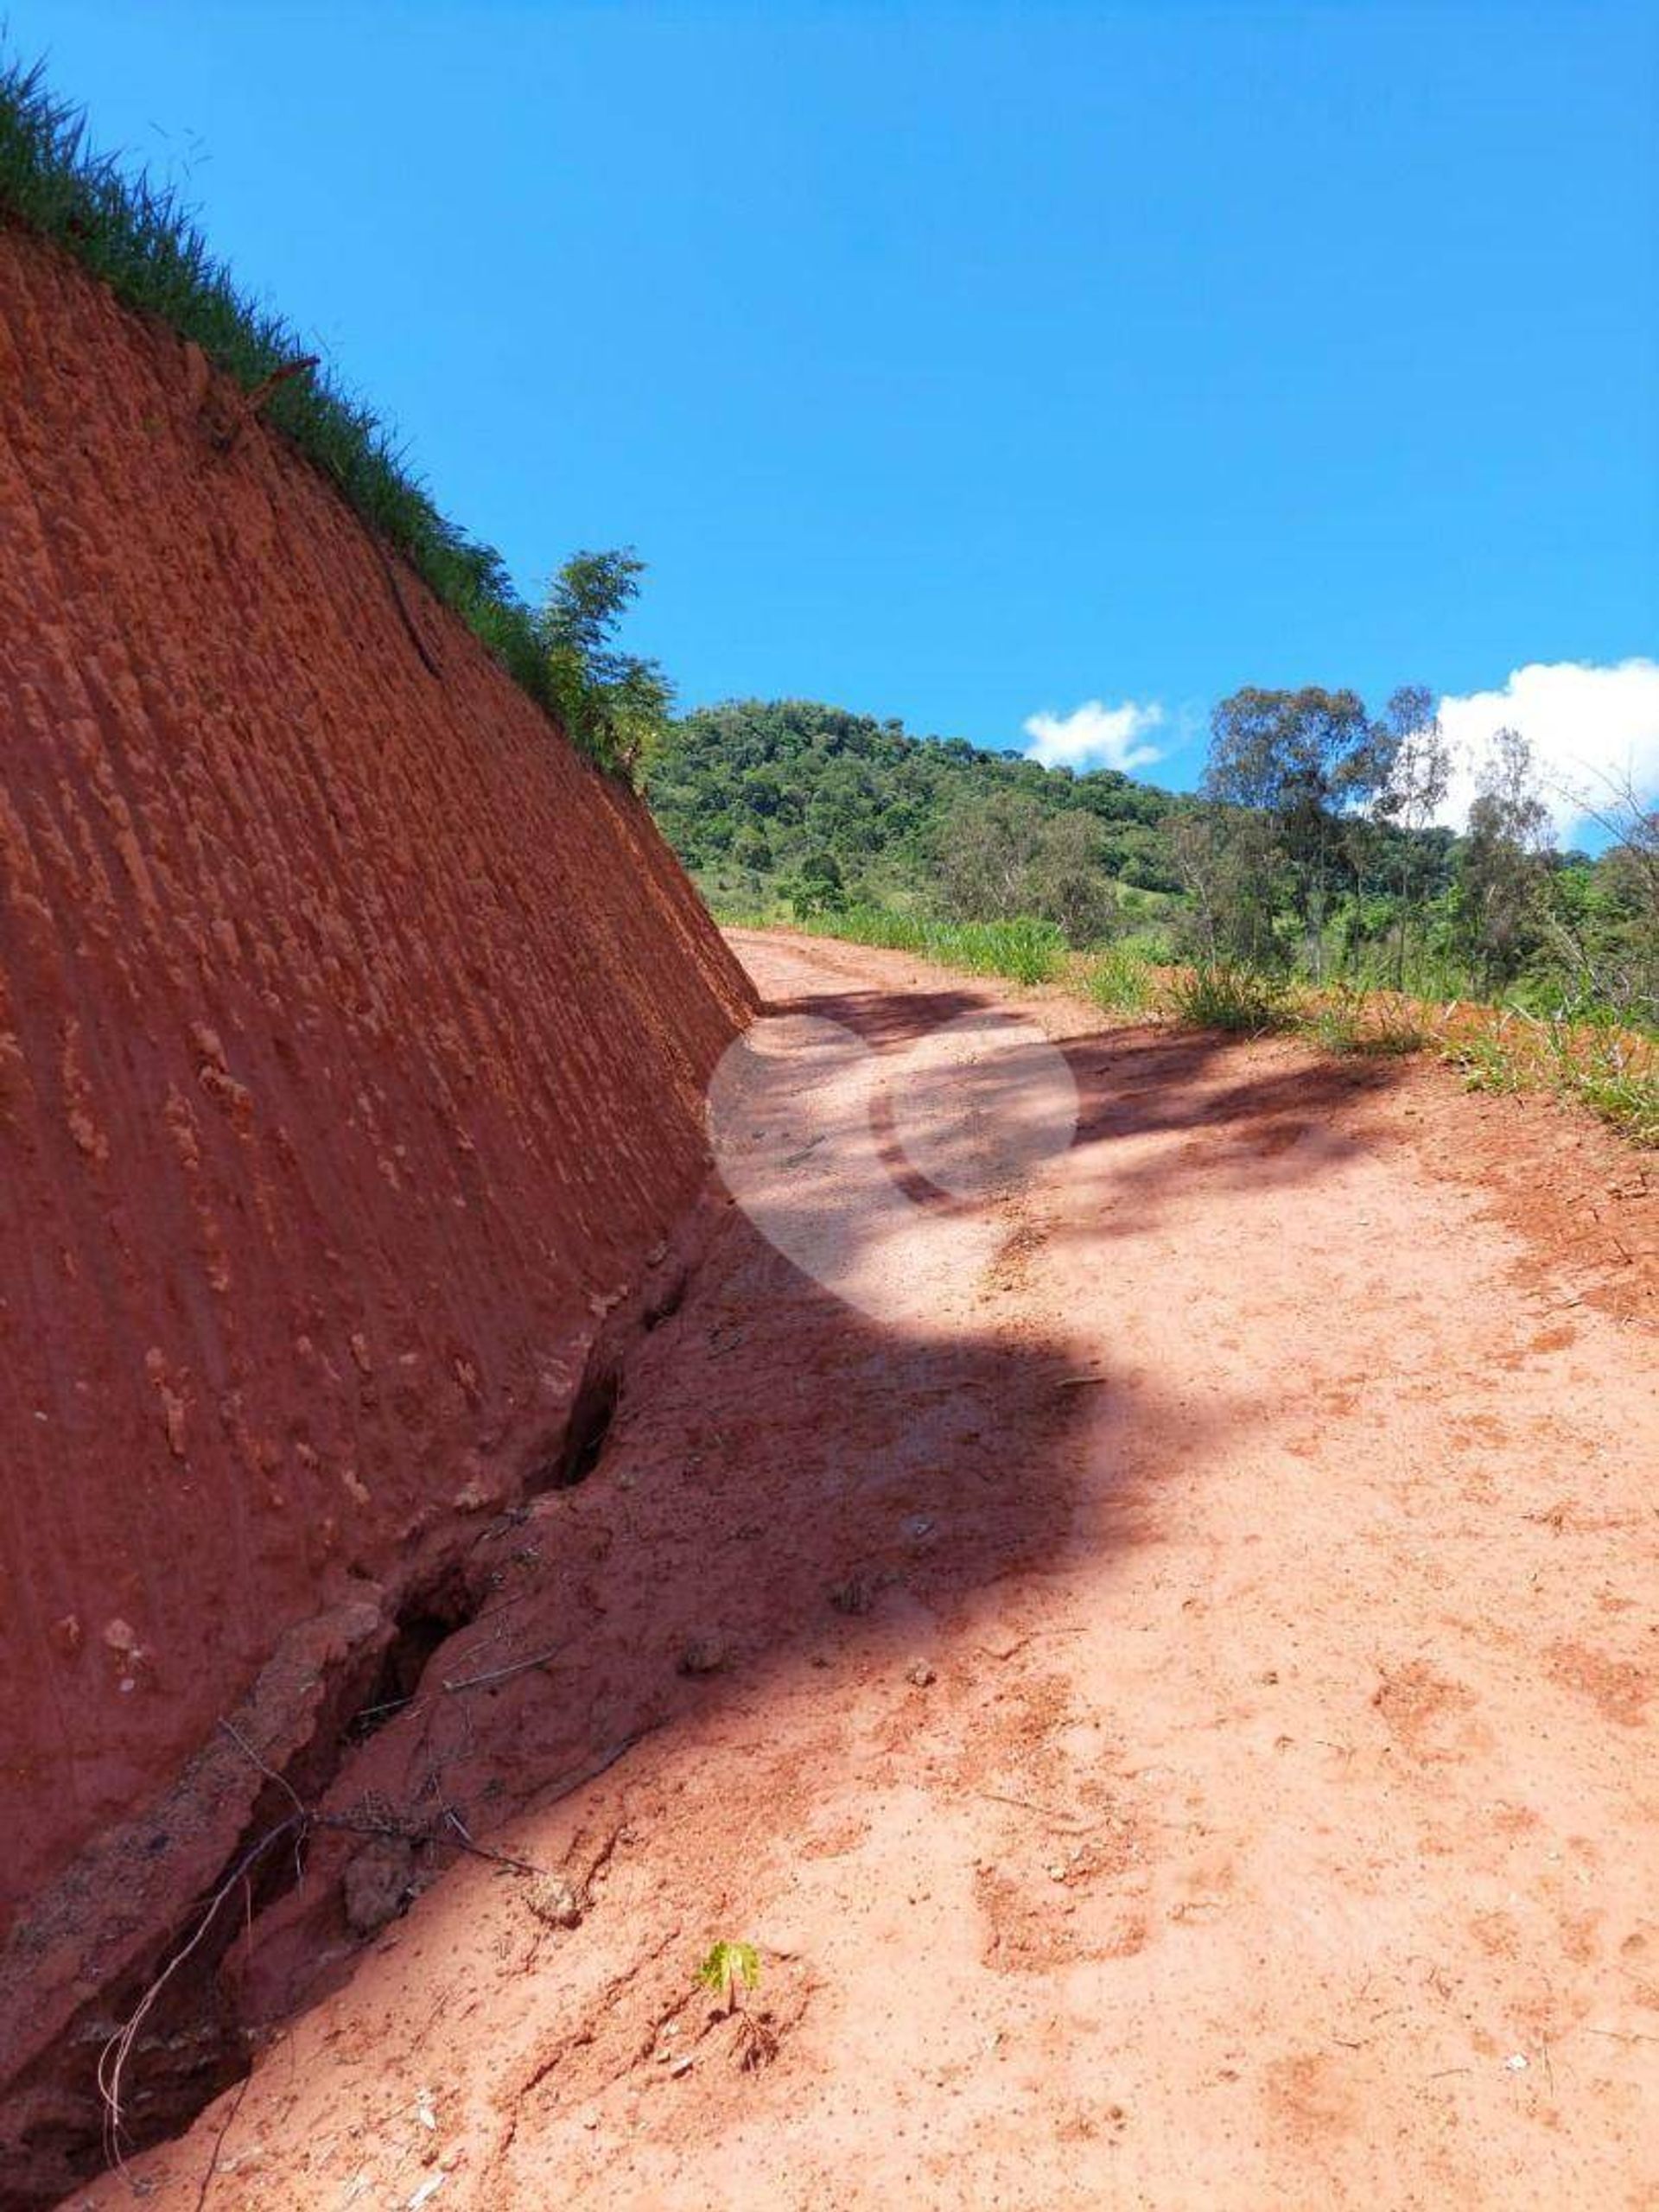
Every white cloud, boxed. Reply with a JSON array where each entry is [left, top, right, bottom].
[[1433, 659, 1659, 841], [1022, 698, 1166, 773]]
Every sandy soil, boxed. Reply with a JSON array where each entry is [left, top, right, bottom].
[[75, 931, 1658, 2211]]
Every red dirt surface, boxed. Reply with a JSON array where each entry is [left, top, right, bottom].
[[82, 931, 1658, 2211], [0, 230, 750, 2196]]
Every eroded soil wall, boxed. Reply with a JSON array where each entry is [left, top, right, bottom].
[[0, 226, 751, 2174]]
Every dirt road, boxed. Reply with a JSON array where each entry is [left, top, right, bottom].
[[85, 931, 1658, 2210]]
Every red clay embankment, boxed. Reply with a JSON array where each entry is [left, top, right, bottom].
[[0, 226, 751, 2192]]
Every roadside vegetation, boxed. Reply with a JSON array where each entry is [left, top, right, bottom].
[[663, 693, 1656, 1030], [0, 54, 665, 779], [677, 692, 1658, 1147], [833, 929, 1658, 1147], [811, 909, 1067, 986]]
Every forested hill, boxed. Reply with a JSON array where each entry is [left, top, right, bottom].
[[647, 691, 1658, 1043], [647, 696, 1192, 918]]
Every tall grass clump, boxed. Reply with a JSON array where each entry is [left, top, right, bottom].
[[1442, 1024, 1529, 1096], [1304, 983, 1430, 1058], [1563, 1046, 1659, 1147], [0, 54, 632, 774], [1533, 1018, 1659, 1146], [943, 917, 1065, 985], [1083, 946, 1157, 1017], [1166, 963, 1294, 1036]]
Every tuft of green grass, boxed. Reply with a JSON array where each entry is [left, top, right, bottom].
[[1538, 1024, 1659, 1147], [1166, 963, 1294, 1037], [1083, 945, 1157, 1017], [0, 53, 628, 775], [1303, 984, 1429, 1058], [957, 916, 1065, 986], [1567, 1061, 1659, 1147], [1444, 1039, 1526, 1095], [1441, 1015, 1531, 1097]]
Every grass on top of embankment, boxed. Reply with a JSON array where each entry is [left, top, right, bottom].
[[0, 53, 623, 768]]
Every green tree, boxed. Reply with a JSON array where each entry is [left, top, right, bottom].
[[537, 549, 672, 779], [1371, 684, 1452, 987], [1545, 775, 1659, 1021], [1456, 728, 1554, 989], [1169, 804, 1286, 969], [934, 792, 1116, 942], [935, 792, 1046, 921], [1203, 688, 1382, 977], [785, 846, 848, 918], [731, 823, 772, 873], [1025, 809, 1119, 944]]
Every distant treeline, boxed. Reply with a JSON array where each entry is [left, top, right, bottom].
[[648, 693, 1658, 1029], [649, 696, 1191, 912]]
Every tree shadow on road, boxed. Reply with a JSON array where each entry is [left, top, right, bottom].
[[65, 963, 1413, 2197]]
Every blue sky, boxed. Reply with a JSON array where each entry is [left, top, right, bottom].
[[13, 2, 1658, 803]]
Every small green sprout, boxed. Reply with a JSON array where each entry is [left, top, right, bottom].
[[696, 1940, 760, 2015]]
